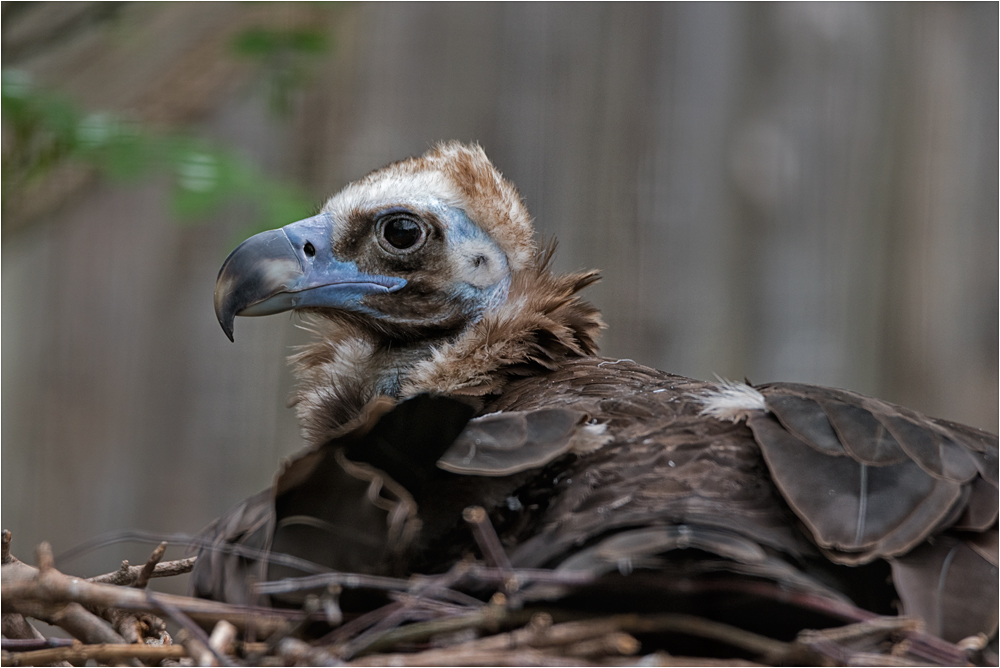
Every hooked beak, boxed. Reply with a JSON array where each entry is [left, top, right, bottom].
[[214, 214, 406, 341]]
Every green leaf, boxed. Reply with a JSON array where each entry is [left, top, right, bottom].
[[3, 68, 316, 236], [231, 28, 282, 57]]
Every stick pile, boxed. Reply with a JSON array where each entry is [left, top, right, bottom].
[[1, 525, 988, 667]]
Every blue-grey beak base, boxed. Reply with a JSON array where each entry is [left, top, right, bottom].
[[214, 215, 406, 341]]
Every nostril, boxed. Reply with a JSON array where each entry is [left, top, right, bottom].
[[303, 242, 316, 257]]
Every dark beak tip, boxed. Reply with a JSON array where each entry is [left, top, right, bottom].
[[215, 300, 236, 342], [218, 311, 236, 342]]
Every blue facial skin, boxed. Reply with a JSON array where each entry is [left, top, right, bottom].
[[215, 213, 408, 339], [421, 200, 511, 321], [257, 214, 407, 318], [216, 202, 513, 340]]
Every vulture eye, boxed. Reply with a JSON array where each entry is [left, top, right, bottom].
[[378, 215, 426, 253]]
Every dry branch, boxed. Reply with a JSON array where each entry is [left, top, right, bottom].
[[134, 541, 167, 589], [463, 506, 513, 574], [4, 549, 128, 646], [2, 642, 187, 666], [276, 637, 341, 666], [347, 646, 592, 666], [2, 545, 318, 636], [88, 556, 197, 585], [253, 569, 482, 608], [1, 613, 45, 641]]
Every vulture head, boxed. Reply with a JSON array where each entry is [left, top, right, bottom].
[[215, 143, 603, 443]]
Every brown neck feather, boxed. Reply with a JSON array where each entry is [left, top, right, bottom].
[[290, 242, 605, 445]]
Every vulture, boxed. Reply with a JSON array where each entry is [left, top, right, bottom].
[[195, 142, 998, 661]]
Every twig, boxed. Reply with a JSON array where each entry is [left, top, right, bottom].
[[253, 571, 482, 608], [3, 556, 319, 635], [245, 595, 320, 665], [1, 638, 75, 650], [430, 613, 640, 658], [389, 592, 469, 617], [95, 545, 172, 643], [134, 542, 167, 589], [209, 620, 239, 657], [56, 529, 333, 580], [24, 602, 125, 645], [102, 608, 142, 644], [177, 628, 216, 667], [23, 542, 121, 655], [407, 558, 481, 607], [88, 557, 197, 585], [355, 604, 527, 656], [1, 643, 188, 666], [347, 646, 588, 667], [797, 616, 970, 666], [463, 507, 513, 574], [253, 572, 422, 595], [336, 558, 488, 659], [4, 581, 128, 648], [276, 637, 342, 666], [317, 601, 406, 647], [463, 565, 596, 588], [2, 613, 45, 641], [364, 648, 762, 668], [337, 602, 426, 660], [321, 584, 344, 626], [148, 590, 233, 667], [901, 630, 974, 666], [601, 657, 762, 667], [560, 632, 640, 657], [357, 610, 819, 664], [595, 613, 815, 664], [35, 543, 55, 573]]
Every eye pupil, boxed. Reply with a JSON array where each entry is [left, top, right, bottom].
[[383, 217, 422, 250], [303, 242, 315, 257]]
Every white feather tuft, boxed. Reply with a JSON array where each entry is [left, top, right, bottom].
[[570, 421, 613, 454], [693, 380, 767, 423]]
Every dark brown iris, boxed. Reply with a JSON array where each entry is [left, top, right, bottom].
[[380, 216, 424, 251]]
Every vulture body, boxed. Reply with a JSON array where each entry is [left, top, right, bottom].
[[196, 143, 998, 660]]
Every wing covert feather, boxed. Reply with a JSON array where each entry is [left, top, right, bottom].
[[747, 414, 962, 561], [819, 400, 908, 465], [765, 395, 846, 456], [752, 384, 996, 565], [437, 408, 591, 476], [889, 531, 999, 642]]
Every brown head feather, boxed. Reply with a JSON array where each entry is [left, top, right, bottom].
[[287, 146, 603, 445], [399, 241, 604, 398], [341, 141, 537, 272]]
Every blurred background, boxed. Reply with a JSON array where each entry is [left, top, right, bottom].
[[2, 2, 997, 586]]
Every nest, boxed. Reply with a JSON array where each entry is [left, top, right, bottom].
[[1, 527, 990, 667]]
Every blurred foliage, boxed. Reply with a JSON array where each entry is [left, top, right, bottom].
[[231, 25, 332, 116], [1, 69, 314, 234]]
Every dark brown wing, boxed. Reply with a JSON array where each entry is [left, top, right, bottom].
[[464, 359, 852, 624], [750, 383, 997, 564], [460, 359, 998, 642], [743, 382, 998, 642], [190, 394, 477, 604]]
